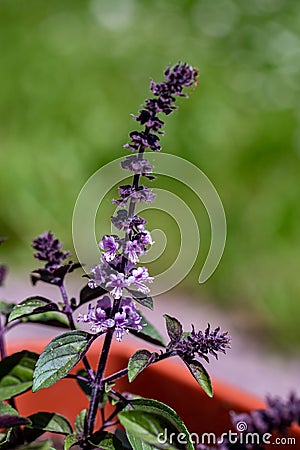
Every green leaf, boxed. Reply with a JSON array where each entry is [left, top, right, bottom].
[[0, 351, 39, 401], [0, 301, 15, 317], [119, 410, 182, 450], [27, 412, 72, 435], [126, 431, 155, 450], [64, 434, 78, 450], [128, 350, 152, 383], [130, 312, 165, 347], [88, 431, 123, 449], [74, 409, 87, 438], [163, 315, 182, 344], [0, 401, 31, 428], [184, 360, 213, 397], [20, 311, 69, 329], [33, 331, 91, 392], [127, 290, 153, 310], [124, 398, 193, 450], [8, 297, 59, 322]]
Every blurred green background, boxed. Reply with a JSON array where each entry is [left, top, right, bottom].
[[1, 0, 300, 350]]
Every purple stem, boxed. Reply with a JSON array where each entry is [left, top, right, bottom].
[[85, 297, 122, 438], [0, 317, 6, 360]]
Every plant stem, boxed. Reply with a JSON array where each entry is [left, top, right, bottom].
[[59, 284, 95, 381], [85, 296, 122, 439], [0, 317, 6, 360], [85, 329, 114, 437]]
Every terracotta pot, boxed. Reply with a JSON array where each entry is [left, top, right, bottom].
[[8, 340, 300, 449]]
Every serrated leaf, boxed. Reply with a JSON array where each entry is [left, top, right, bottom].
[[128, 350, 152, 383], [74, 409, 87, 437], [163, 315, 183, 344], [8, 297, 59, 322], [20, 311, 69, 329], [0, 351, 39, 401], [33, 331, 91, 392], [79, 283, 107, 307], [119, 410, 182, 450], [184, 360, 213, 397], [127, 290, 153, 310], [125, 399, 193, 450], [89, 431, 123, 449], [27, 412, 72, 435], [129, 312, 165, 347], [0, 401, 31, 428], [0, 301, 15, 316], [64, 434, 78, 450]]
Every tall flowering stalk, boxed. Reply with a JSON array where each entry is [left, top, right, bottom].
[[0, 63, 234, 450], [81, 62, 204, 438]]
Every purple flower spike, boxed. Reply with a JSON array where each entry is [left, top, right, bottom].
[[32, 231, 70, 269], [172, 324, 231, 364]]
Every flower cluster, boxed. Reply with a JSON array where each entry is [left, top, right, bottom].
[[89, 261, 153, 300], [172, 324, 231, 363], [32, 231, 70, 269], [0, 237, 7, 286], [232, 392, 300, 436], [88, 63, 198, 303], [125, 62, 197, 152], [31, 231, 79, 286], [197, 393, 300, 450], [77, 295, 143, 341], [113, 185, 156, 206]]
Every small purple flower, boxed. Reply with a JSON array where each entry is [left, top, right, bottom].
[[129, 266, 153, 294], [88, 262, 108, 288], [137, 231, 153, 246], [113, 185, 156, 206], [78, 295, 144, 341], [32, 231, 70, 269], [125, 240, 144, 264], [121, 155, 153, 175], [131, 186, 156, 203], [106, 272, 129, 299], [99, 235, 120, 262], [124, 130, 161, 152], [129, 216, 147, 231], [132, 110, 164, 133]]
